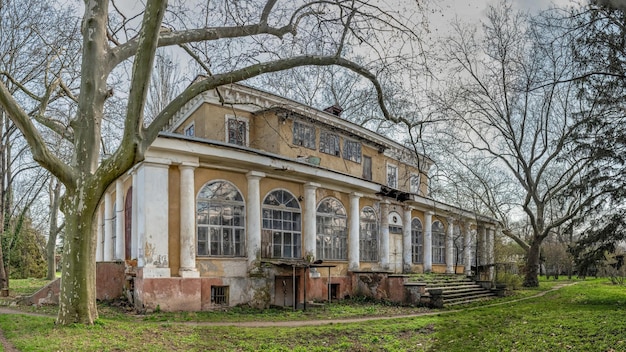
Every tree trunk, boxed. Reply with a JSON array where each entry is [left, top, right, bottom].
[[523, 240, 541, 287], [0, 112, 7, 290], [0, 232, 6, 290], [56, 187, 98, 325], [46, 180, 62, 280]]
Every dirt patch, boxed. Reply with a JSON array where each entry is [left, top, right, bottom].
[[0, 328, 19, 352]]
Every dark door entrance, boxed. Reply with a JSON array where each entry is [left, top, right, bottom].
[[274, 276, 299, 307]]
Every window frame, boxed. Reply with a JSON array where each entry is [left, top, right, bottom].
[[410, 173, 421, 194], [196, 180, 246, 257], [359, 206, 379, 262], [319, 130, 341, 156], [432, 220, 446, 264], [261, 189, 302, 259], [225, 114, 249, 146], [316, 197, 348, 261], [292, 120, 316, 149], [183, 122, 195, 137], [386, 163, 398, 189], [411, 218, 423, 264], [343, 139, 362, 163]]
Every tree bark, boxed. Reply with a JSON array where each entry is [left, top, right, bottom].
[[46, 180, 62, 280], [56, 186, 98, 325], [523, 240, 541, 287]]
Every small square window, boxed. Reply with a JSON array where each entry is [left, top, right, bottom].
[[184, 123, 195, 137], [225, 115, 248, 146], [211, 286, 229, 305]]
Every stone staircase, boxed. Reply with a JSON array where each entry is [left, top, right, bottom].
[[416, 275, 497, 306]]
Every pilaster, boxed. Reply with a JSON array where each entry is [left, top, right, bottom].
[[136, 160, 171, 278], [246, 171, 265, 270], [348, 192, 362, 271], [303, 182, 320, 260], [179, 162, 200, 277]]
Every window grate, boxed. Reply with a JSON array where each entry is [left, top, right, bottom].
[[211, 286, 229, 305]]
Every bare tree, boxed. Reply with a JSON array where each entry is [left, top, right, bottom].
[[0, 0, 428, 324], [435, 2, 606, 287]]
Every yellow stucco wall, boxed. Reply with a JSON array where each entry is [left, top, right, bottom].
[[176, 102, 428, 195]]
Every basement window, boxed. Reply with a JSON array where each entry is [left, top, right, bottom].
[[211, 286, 229, 305]]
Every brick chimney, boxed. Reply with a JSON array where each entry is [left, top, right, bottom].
[[324, 104, 343, 116]]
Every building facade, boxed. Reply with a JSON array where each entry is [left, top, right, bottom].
[[95, 83, 497, 311]]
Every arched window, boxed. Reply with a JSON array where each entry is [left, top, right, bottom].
[[411, 218, 423, 263], [432, 220, 445, 264], [316, 198, 347, 260], [261, 189, 302, 259], [453, 226, 465, 265], [197, 180, 245, 257], [359, 207, 379, 262]]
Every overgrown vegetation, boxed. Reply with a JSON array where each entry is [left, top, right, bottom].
[[0, 279, 623, 351]]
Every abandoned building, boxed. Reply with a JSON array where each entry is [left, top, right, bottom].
[[94, 83, 498, 311]]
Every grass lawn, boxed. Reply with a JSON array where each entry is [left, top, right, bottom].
[[0, 278, 624, 351]]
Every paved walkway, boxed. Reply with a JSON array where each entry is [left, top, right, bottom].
[[0, 282, 575, 350]]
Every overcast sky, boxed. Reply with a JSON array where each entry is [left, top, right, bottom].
[[428, 0, 577, 34]]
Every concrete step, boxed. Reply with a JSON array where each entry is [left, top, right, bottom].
[[444, 293, 497, 305], [427, 284, 483, 291], [442, 289, 494, 299]]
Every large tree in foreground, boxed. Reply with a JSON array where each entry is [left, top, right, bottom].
[[0, 0, 425, 324], [437, 2, 609, 287]]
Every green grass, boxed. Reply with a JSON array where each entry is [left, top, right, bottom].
[[0, 278, 625, 351], [135, 298, 431, 323], [3, 277, 54, 296]]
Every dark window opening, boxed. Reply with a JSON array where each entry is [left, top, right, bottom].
[[330, 283, 339, 300]]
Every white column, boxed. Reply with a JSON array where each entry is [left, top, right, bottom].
[[96, 207, 104, 262], [464, 223, 472, 275], [103, 192, 113, 261], [446, 218, 455, 274], [136, 160, 171, 278], [246, 171, 265, 270], [180, 163, 200, 277], [348, 192, 361, 271], [303, 182, 319, 260], [379, 201, 390, 270], [114, 179, 125, 261], [423, 211, 433, 272], [402, 206, 413, 273]]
